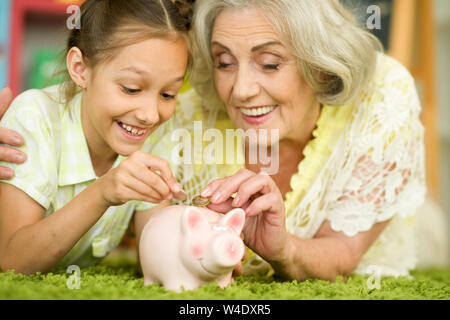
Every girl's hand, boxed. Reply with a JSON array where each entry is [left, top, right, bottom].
[[0, 87, 26, 180], [201, 169, 289, 264], [98, 150, 185, 207]]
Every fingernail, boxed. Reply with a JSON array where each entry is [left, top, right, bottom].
[[211, 192, 222, 203], [201, 187, 210, 197], [172, 183, 181, 193], [1, 171, 14, 179], [14, 154, 25, 162], [232, 195, 240, 207], [12, 136, 23, 145]]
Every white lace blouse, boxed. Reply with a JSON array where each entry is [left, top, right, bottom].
[[161, 53, 426, 278]]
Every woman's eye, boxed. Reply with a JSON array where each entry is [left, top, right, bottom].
[[262, 64, 280, 70], [216, 62, 231, 69], [122, 86, 141, 95]]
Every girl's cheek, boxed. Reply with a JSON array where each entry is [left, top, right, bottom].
[[161, 103, 177, 121]]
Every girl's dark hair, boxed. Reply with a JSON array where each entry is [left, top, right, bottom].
[[61, 0, 193, 103]]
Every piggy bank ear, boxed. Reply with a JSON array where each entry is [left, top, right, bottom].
[[182, 206, 209, 235], [221, 208, 245, 234]]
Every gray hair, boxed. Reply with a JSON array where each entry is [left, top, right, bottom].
[[189, 0, 383, 109]]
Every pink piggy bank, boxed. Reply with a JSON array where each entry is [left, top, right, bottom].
[[139, 205, 245, 292]]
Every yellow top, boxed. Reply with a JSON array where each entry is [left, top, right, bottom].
[[284, 103, 354, 218], [242, 102, 354, 277], [172, 84, 354, 277], [171, 53, 426, 278]]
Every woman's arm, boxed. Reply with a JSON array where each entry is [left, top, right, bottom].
[[0, 179, 108, 275], [202, 168, 392, 282], [271, 219, 390, 282]]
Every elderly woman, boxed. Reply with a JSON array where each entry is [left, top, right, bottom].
[[0, 0, 426, 281]]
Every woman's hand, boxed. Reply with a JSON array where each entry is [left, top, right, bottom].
[[201, 169, 290, 265], [0, 87, 26, 179], [97, 150, 186, 207]]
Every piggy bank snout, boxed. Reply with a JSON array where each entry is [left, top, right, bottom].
[[211, 234, 244, 269]]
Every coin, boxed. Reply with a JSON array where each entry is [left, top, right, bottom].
[[192, 195, 210, 207]]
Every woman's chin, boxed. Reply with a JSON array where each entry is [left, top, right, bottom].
[[245, 135, 280, 148], [248, 137, 278, 149], [233, 122, 281, 147]]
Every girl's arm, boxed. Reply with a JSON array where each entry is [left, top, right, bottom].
[[0, 179, 108, 275], [0, 151, 184, 275]]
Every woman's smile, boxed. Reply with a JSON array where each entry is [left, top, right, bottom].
[[212, 8, 320, 144], [239, 105, 278, 125]]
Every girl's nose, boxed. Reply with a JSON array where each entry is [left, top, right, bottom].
[[135, 104, 160, 127]]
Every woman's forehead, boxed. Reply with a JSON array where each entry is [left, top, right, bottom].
[[212, 7, 281, 44]]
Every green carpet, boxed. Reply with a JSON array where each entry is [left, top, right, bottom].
[[1, 251, 449, 300]]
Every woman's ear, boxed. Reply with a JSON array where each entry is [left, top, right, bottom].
[[66, 47, 88, 89]]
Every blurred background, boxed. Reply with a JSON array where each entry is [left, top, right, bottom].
[[0, 0, 448, 266]]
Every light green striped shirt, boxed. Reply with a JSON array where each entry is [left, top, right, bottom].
[[0, 85, 177, 269]]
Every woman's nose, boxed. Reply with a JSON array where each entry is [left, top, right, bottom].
[[232, 66, 260, 102]]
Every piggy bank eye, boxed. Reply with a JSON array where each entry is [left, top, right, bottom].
[[212, 225, 228, 232]]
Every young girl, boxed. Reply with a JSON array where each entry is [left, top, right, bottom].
[[0, 0, 191, 275]]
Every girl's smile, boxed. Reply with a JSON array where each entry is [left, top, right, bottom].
[[115, 120, 150, 141]]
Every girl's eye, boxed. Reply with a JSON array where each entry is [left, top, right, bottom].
[[122, 86, 141, 95], [262, 64, 280, 70], [161, 93, 176, 100]]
